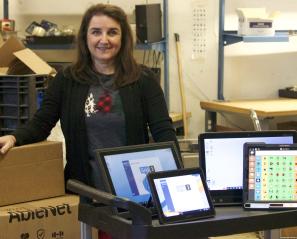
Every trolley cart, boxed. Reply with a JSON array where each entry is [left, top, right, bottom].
[[67, 180, 297, 239]]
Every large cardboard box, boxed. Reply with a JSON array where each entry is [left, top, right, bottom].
[[0, 36, 55, 76], [0, 195, 80, 239], [0, 141, 65, 206]]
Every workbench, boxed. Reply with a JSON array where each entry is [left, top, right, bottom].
[[200, 98, 297, 131]]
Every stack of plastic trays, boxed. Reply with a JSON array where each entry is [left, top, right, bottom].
[[0, 75, 47, 136]]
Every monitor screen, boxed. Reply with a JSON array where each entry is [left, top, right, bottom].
[[198, 130, 297, 204], [95, 142, 182, 205]]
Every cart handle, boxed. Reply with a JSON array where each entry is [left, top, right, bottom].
[[67, 179, 152, 226]]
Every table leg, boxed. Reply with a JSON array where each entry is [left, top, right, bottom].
[[259, 118, 271, 131], [263, 229, 280, 239], [81, 222, 93, 239], [205, 111, 217, 132]]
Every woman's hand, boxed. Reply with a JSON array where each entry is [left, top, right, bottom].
[[0, 135, 16, 154]]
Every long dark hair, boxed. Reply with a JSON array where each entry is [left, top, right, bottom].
[[67, 3, 140, 87]]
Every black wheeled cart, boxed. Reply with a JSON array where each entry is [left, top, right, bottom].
[[67, 180, 297, 239]]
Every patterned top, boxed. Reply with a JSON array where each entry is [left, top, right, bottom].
[[84, 74, 126, 189]]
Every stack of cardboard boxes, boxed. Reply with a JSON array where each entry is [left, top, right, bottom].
[[0, 36, 81, 239], [0, 141, 81, 239]]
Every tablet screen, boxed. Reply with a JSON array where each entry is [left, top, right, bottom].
[[148, 168, 215, 223], [243, 143, 297, 209], [95, 142, 182, 206]]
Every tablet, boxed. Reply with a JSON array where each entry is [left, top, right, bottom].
[[147, 167, 215, 224], [95, 142, 182, 207], [243, 143, 297, 210], [198, 130, 297, 205]]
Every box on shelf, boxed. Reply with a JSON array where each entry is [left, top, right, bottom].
[[0, 36, 55, 76], [279, 88, 297, 99], [0, 141, 65, 206], [236, 8, 275, 36], [0, 195, 80, 239]]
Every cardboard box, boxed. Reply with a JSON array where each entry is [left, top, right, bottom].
[[236, 8, 275, 36], [0, 195, 80, 239], [281, 226, 297, 237], [0, 141, 65, 206], [0, 36, 55, 76]]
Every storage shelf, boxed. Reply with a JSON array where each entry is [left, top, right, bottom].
[[24, 43, 75, 50], [223, 31, 289, 46], [135, 40, 166, 52]]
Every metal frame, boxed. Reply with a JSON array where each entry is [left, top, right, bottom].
[[3, 0, 9, 19], [67, 179, 297, 239]]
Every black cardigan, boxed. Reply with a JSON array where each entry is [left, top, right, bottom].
[[13, 68, 177, 185]]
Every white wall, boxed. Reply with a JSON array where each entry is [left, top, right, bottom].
[[1, 0, 297, 137], [168, 0, 218, 137]]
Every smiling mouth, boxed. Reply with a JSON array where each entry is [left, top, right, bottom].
[[97, 46, 112, 50]]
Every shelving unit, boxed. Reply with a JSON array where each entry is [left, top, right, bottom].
[[135, 0, 169, 108], [217, 0, 290, 100]]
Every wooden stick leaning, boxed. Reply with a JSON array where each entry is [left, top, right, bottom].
[[174, 33, 188, 137]]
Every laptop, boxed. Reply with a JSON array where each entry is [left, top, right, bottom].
[[147, 167, 215, 224], [198, 130, 297, 206], [95, 141, 183, 212], [243, 143, 297, 210]]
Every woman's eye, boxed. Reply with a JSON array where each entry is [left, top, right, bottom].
[[90, 29, 101, 36], [92, 30, 101, 36], [108, 30, 119, 36]]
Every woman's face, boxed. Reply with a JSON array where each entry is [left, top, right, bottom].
[[87, 14, 122, 68]]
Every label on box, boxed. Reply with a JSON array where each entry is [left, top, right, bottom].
[[0, 195, 80, 239], [250, 22, 272, 28]]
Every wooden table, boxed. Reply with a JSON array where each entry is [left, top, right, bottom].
[[200, 98, 297, 131], [169, 112, 191, 135]]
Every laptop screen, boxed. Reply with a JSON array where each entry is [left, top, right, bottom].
[[95, 142, 182, 206], [243, 143, 297, 209], [198, 131, 297, 205]]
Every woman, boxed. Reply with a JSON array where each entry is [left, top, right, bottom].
[[0, 3, 178, 190]]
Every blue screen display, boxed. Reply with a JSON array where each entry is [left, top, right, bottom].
[[104, 148, 178, 204]]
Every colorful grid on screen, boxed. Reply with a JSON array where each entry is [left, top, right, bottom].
[[249, 154, 297, 201]]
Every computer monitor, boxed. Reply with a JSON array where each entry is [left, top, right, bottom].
[[95, 141, 183, 206], [198, 130, 297, 205]]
